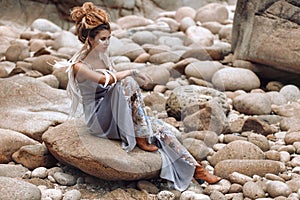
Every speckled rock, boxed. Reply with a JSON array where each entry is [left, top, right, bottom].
[[247, 133, 270, 152], [166, 85, 229, 121], [242, 181, 265, 199], [0, 164, 29, 178], [0, 177, 41, 200], [209, 140, 265, 166], [214, 160, 285, 179]]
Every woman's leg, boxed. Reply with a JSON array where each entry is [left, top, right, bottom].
[[121, 77, 220, 184], [151, 118, 199, 165], [151, 118, 221, 184], [121, 77, 158, 151]]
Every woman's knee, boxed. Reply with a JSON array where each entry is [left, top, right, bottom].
[[121, 76, 140, 95]]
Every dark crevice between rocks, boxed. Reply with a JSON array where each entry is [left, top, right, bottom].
[[288, 0, 300, 7], [264, 1, 300, 25]]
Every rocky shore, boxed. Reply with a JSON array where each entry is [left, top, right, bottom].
[[1, 1, 300, 200]]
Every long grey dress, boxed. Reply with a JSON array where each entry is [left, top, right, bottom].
[[78, 75, 198, 191]]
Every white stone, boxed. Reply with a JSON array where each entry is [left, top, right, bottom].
[[228, 172, 252, 185], [212, 67, 260, 91], [63, 189, 81, 200], [32, 167, 48, 179], [180, 191, 210, 200], [186, 26, 214, 47], [157, 190, 175, 200], [42, 189, 63, 200], [279, 151, 290, 163], [279, 85, 300, 103], [31, 18, 62, 33], [292, 166, 300, 173], [266, 180, 292, 198]]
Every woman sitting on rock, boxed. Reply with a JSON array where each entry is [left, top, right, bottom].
[[62, 2, 220, 191]]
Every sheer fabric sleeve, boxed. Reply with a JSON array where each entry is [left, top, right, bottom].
[[52, 41, 89, 117]]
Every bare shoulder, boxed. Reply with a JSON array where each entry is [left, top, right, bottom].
[[73, 61, 88, 73]]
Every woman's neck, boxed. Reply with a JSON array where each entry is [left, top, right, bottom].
[[84, 49, 107, 70]]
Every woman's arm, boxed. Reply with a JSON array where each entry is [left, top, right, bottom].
[[73, 62, 135, 85]]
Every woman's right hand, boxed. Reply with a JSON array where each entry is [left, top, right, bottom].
[[131, 69, 152, 86]]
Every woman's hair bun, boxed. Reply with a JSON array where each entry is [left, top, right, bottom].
[[71, 2, 109, 29]]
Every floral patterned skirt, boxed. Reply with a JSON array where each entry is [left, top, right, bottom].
[[122, 77, 199, 191]]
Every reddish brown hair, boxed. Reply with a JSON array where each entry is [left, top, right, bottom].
[[71, 2, 110, 43]]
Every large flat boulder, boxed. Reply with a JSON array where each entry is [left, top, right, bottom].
[[0, 76, 70, 141], [42, 119, 162, 181], [232, 0, 300, 83]]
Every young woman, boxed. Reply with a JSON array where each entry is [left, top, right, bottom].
[[62, 2, 220, 191]]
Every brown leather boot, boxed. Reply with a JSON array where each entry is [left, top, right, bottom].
[[136, 137, 158, 152], [194, 163, 221, 184]]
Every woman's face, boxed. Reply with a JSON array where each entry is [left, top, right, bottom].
[[90, 29, 111, 52]]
